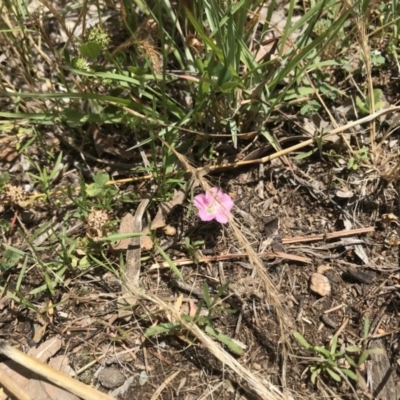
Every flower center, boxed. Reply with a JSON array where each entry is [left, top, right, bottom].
[[206, 204, 216, 214]]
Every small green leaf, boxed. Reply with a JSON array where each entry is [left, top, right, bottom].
[[49, 152, 63, 181], [295, 149, 317, 160], [325, 358, 337, 367], [63, 48, 71, 64], [85, 183, 102, 197], [327, 368, 341, 382], [345, 354, 358, 368], [355, 96, 368, 115], [144, 322, 181, 337], [357, 351, 370, 366], [315, 346, 331, 358], [44, 272, 56, 296], [78, 256, 90, 269], [155, 245, 183, 281], [203, 283, 211, 308], [139, 370, 148, 385], [347, 156, 357, 170], [204, 325, 244, 356], [364, 347, 384, 355], [128, 66, 147, 76], [0, 171, 10, 187], [94, 171, 110, 186], [293, 332, 311, 349], [330, 334, 338, 354], [220, 80, 240, 91], [363, 316, 370, 339], [310, 368, 320, 384], [346, 345, 361, 353], [1, 248, 21, 271], [104, 232, 145, 242], [340, 368, 357, 380], [372, 88, 383, 105]]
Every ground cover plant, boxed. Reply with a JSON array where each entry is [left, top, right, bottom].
[[1, 0, 400, 399]]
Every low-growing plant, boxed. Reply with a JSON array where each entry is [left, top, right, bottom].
[[145, 283, 243, 355], [26, 152, 64, 201], [347, 146, 369, 170], [294, 316, 383, 386], [356, 88, 386, 115]]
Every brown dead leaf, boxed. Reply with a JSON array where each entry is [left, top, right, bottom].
[[0, 135, 18, 163], [93, 128, 115, 158], [28, 337, 62, 361], [93, 128, 134, 159], [141, 189, 187, 250], [151, 189, 187, 229], [113, 213, 134, 251], [0, 338, 79, 400], [24, 355, 79, 400]]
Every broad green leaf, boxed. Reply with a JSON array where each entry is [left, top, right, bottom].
[[94, 171, 110, 186], [85, 184, 102, 197], [80, 42, 101, 59]]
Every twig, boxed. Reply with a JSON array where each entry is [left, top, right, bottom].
[[282, 227, 374, 244], [151, 251, 311, 269], [151, 227, 374, 269]]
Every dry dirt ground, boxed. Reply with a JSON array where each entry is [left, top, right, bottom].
[[2, 109, 400, 400]]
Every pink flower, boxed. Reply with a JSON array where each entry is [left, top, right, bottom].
[[193, 188, 234, 224]]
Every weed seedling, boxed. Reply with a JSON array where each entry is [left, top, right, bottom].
[[294, 316, 383, 386]]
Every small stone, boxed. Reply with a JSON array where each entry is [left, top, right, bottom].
[[98, 367, 125, 389], [253, 363, 262, 370], [310, 273, 331, 297], [163, 225, 176, 236]]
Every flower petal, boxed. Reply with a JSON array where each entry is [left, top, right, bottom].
[[219, 194, 234, 211], [193, 193, 208, 209], [194, 188, 234, 224], [198, 208, 216, 221], [214, 211, 229, 224]]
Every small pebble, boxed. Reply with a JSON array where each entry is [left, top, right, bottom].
[[310, 273, 331, 297], [163, 225, 176, 236], [98, 366, 125, 389]]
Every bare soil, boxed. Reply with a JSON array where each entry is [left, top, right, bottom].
[[2, 114, 400, 400]]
